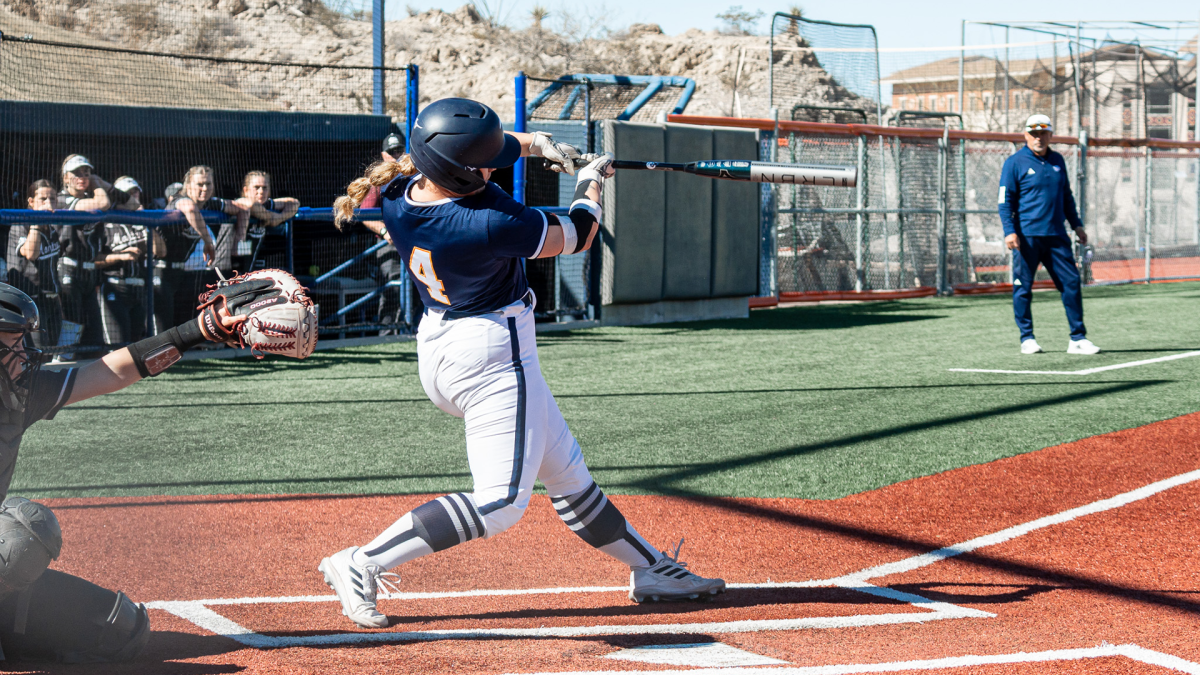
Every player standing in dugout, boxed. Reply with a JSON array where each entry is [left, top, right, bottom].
[[998, 114, 1100, 355]]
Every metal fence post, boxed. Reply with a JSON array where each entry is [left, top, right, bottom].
[[936, 135, 948, 294], [514, 72, 527, 204], [1196, 152, 1200, 245], [854, 134, 865, 292], [145, 225, 156, 335], [1077, 130, 1090, 283], [1144, 144, 1152, 283], [759, 128, 778, 298], [404, 65, 418, 149], [403, 64, 419, 330], [959, 137, 974, 283], [285, 219, 294, 274], [372, 0, 385, 115]]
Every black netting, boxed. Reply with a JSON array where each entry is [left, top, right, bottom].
[[0, 4, 415, 352]]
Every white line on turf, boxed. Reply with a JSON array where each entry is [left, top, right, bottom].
[[144, 467, 1200, 649], [833, 467, 1200, 585], [948, 350, 1200, 375], [499, 643, 1200, 675]]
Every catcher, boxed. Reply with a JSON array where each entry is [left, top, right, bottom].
[[0, 269, 314, 662]]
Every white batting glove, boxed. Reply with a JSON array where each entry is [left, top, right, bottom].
[[528, 131, 583, 176], [576, 153, 615, 184]]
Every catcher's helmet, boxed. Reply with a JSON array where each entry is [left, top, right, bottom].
[[408, 98, 521, 195], [0, 283, 42, 412]]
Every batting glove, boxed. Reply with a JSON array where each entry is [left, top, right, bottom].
[[529, 131, 582, 176], [577, 153, 615, 184]]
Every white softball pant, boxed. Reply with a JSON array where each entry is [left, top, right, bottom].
[[417, 295, 594, 537]]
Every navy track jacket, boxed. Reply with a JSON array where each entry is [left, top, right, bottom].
[[997, 145, 1082, 238]]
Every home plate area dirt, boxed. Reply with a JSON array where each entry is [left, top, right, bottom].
[[25, 412, 1200, 674]]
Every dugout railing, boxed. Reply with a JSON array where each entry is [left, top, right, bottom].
[[0, 204, 571, 354], [667, 114, 1200, 301]]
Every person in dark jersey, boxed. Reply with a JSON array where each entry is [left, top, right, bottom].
[[56, 155, 109, 357], [8, 181, 63, 351], [231, 170, 299, 273], [318, 99, 725, 630], [161, 165, 229, 328], [0, 279, 252, 661], [96, 177, 165, 344]]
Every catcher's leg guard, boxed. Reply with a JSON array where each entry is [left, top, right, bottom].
[[0, 569, 150, 663], [0, 498, 62, 596]]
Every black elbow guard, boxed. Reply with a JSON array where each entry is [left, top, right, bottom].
[[567, 199, 601, 255], [126, 320, 208, 378]]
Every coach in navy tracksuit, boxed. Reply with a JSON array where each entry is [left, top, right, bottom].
[[998, 114, 1099, 355]]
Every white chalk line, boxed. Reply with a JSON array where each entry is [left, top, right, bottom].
[[145, 467, 1200, 650], [948, 350, 1200, 375], [501, 643, 1200, 675], [835, 467, 1200, 584]]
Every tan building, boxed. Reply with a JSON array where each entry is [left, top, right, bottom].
[[882, 44, 1197, 139]]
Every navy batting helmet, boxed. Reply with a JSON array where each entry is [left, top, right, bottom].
[[408, 98, 521, 195]]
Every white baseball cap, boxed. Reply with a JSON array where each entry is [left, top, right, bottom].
[[113, 176, 141, 193], [61, 154, 94, 173], [1024, 114, 1053, 133]]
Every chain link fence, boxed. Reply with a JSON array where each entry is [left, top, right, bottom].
[[749, 118, 1200, 297]]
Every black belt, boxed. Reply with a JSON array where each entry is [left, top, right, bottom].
[[432, 292, 532, 320]]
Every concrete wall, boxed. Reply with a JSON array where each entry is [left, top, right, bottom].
[[600, 120, 759, 309]]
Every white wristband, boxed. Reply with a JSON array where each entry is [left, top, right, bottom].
[[559, 216, 578, 255]]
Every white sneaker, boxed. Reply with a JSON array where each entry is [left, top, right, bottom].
[[318, 546, 400, 628], [1020, 339, 1044, 354], [1068, 338, 1100, 355], [629, 540, 725, 603]]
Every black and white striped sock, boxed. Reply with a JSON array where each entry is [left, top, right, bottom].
[[553, 482, 660, 568], [352, 493, 486, 570]]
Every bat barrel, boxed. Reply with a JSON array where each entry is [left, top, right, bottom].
[[600, 159, 857, 187], [689, 160, 857, 187]]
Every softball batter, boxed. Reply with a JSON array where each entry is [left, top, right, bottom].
[[321, 98, 724, 629]]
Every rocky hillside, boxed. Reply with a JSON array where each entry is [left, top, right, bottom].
[[1, 0, 873, 121]]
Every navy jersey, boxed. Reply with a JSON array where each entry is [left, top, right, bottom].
[[381, 175, 548, 315], [998, 146, 1082, 238]]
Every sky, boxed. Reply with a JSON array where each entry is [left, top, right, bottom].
[[384, 0, 1199, 50]]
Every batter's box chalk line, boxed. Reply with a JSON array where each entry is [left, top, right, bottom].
[[505, 643, 1200, 675], [948, 349, 1200, 375], [145, 468, 1200, 650]]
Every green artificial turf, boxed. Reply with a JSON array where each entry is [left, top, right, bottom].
[[14, 282, 1200, 501]]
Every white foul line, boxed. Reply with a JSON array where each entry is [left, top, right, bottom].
[[834, 467, 1200, 584], [144, 467, 1200, 649], [500, 643, 1200, 675], [948, 350, 1200, 375]]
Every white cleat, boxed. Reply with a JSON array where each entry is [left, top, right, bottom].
[[318, 546, 400, 629], [1068, 338, 1101, 355], [1020, 339, 1044, 354], [629, 540, 725, 603]]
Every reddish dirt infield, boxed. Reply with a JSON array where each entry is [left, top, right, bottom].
[[22, 413, 1200, 674]]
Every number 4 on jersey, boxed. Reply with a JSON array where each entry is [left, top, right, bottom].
[[409, 247, 450, 305]]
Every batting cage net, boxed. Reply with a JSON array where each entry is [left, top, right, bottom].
[[0, 1, 424, 354], [770, 13, 882, 125]]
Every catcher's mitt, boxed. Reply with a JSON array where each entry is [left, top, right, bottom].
[[197, 269, 318, 359]]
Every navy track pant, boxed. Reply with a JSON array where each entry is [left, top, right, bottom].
[[1011, 234, 1086, 342]]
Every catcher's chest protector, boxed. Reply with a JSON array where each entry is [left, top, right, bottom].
[[0, 411, 26, 499]]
